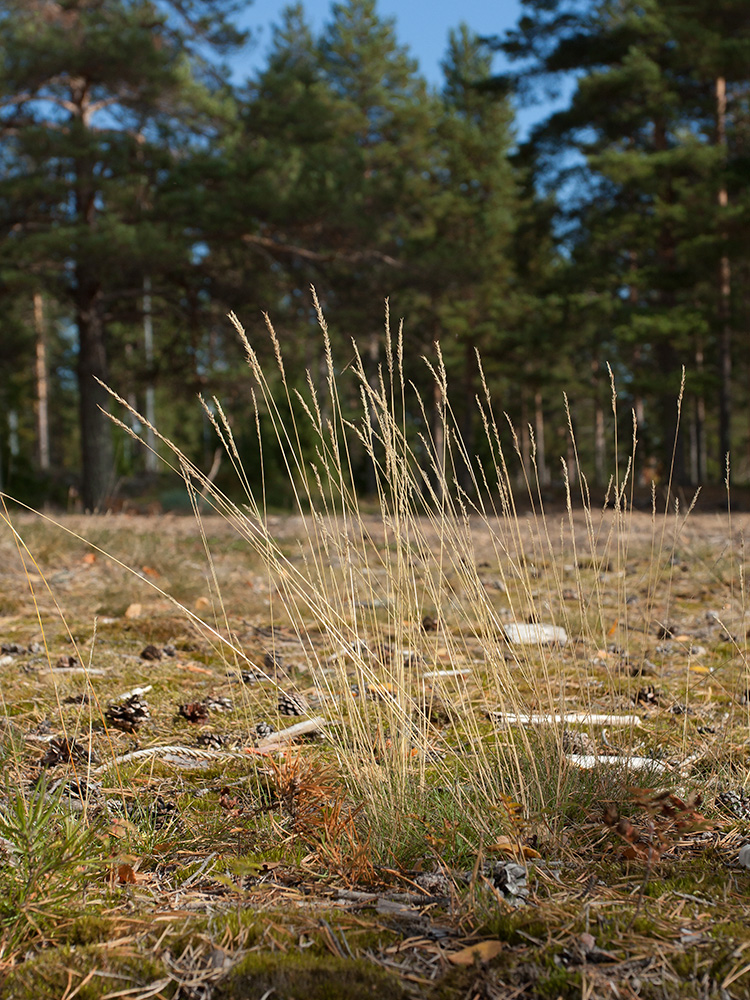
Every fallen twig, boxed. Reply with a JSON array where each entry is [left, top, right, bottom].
[[492, 711, 643, 728]]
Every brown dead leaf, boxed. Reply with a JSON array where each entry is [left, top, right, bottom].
[[81, 552, 97, 565], [141, 566, 160, 578], [173, 661, 215, 676], [603, 803, 619, 827], [448, 940, 503, 966], [117, 864, 137, 884], [108, 818, 137, 839], [113, 863, 152, 885], [617, 817, 639, 843], [125, 603, 142, 619], [54, 654, 78, 669], [195, 596, 210, 611], [487, 836, 541, 859], [488, 835, 515, 851], [520, 845, 541, 859], [620, 842, 662, 863], [220, 786, 242, 813]]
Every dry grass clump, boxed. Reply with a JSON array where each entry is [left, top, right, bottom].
[[86, 293, 748, 839], [2, 295, 750, 997]]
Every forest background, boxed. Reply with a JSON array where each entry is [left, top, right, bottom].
[[1, 0, 748, 512]]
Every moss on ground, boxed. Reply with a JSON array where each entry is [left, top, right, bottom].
[[3, 512, 750, 999], [3, 946, 172, 1000], [214, 951, 409, 1000]]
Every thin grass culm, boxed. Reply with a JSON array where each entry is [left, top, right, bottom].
[[92, 294, 702, 871]]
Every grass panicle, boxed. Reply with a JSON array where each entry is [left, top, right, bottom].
[[1, 297, 747, 996]]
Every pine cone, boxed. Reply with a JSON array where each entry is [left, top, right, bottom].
[[105, 695, 150, 732], [562, 730, 598, 755], [54, 654, 78, 669], [235, 669, 265, 684], [277, 691, 308, 716], [206, 695, 233, 713], [45, 777, 103, 813], [63, 692, 89, 705], [196, 732, 226, 750], [718, 789, 750, 820], [633, 686, 660, 706], [40, 736, 97, 768], [252, 721, 276, 739], [127, 795, 176, 828], [179, 701, 209, 724]]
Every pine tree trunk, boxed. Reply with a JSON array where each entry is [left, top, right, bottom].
[[657, 341, 685, 486], [534, 390, 549, 487], [653, 116, 686, 485], [591, 357, 605, 486], [697, 394, 707, 482], [365, 328, 379, 495], [67, 94, 113, 510], [143, 276, 157, 472], [694, 338, 706, 482], [458, 338, 476, 493], [432, 377, 445, 504], [716, 76, 732, 466], [76, 275, 113, 511], [594, 395, 605, 487], [628, 259, 645, 478], [8, 411, 19, 457], [520, 386, 530, 483], [33, 291, 50, 472]]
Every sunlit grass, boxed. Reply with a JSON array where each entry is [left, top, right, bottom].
[[1, 297, 749, 991], [87, 293, 729, 847]]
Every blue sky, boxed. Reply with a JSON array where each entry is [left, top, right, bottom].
[[231, 0, 568, 140], [235, 0, 520, 82]]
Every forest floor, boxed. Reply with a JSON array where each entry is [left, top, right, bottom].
[[1, 509, 750, 1000]]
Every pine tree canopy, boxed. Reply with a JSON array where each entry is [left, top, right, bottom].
[[1, 0, 749, 504]]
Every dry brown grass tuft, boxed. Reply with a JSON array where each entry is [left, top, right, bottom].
[[3, 301, 750, 997]]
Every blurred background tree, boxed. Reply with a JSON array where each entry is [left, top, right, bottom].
[[495, 0, 750, 486], [0, 0, 748, 508], [0, 0, 245, 508]]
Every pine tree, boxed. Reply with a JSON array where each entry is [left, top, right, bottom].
[[315, 0, 434, 307], [0, 0, 244, 509], [659, 0, 750, 471], [497, 0, 750, 485], [236, 3, 345, 318], [408, 26, 519, 487], [315, 0, 436, 489], [228, 1, 437, 491], [234, 0, 433, 309]]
